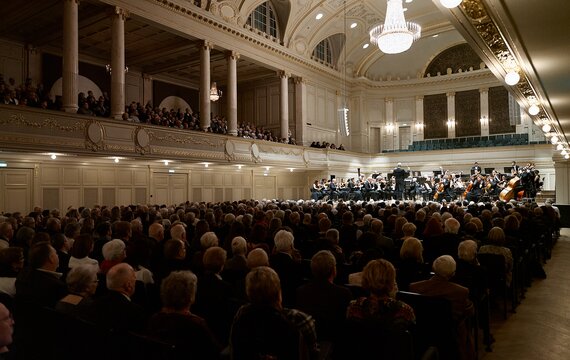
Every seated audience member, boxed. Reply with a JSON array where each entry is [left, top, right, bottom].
[[0, 223, 13, 250], [347, 259, 415, 332], [314, 228, 345, 266], [0, 247, 25, 297], [53, 233, 71, 275], [0, 303, 14, 359], [246, 248, 269, 269], [453, 240, 488, 301], [192, 231, 219, 276], [479, 227, 513, 286], [410, 255, 474, 321], [269, 230, 303, 307], [15, 241, 68, 308], [148, 271, 221, 359], [155, 238, 191, 284], [194, 247, 235, 346], [68, 234, 99, 272], [55, 265, 98, 315], [222, 236, 248, 285], [396, 237, 430, 291], [295, 250, 351, 343], [100, 239, 126, 274], [80, 263, 147, 332], [230, 266, 318, 360]]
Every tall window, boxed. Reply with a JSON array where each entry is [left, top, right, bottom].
[[247, 2, 279, 38], [313, 38, 333, 65]]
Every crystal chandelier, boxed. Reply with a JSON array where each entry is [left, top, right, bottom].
[[369, 0, 421, 54], [209, 82, 222, 102]]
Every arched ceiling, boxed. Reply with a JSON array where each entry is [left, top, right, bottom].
[[0, 0, 568, 148]]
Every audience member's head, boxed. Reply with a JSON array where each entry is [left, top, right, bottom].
[[106, 263, 137, 297], [274, 230, 294, 253], [231, 236, 247, 257], [245, 266, 281, 308], [148, 222, 165, 242], [400, 237, 423, 263], [444, 218, 461, 234], [203, 246, 227, 274], [200, 232, 219, 249], [432, 255, 456, 280], [160, 270, 198, 311], [102, 239, 126, 261], [29, 241, 59, 271], [164, 239, 186, 260], [310, 250, 336, 281], [0, 303, 14, 353], [70, 234, 94, 259], [170, 223, 186, 242], [247, 248, 269, 269], [66, 264, 98, 297], [0, 247, 24, 276], [487, 226, 506, 246], [361, 259, 398, 298], [458, 240, 478, 264]]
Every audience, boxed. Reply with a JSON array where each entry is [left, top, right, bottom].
[[55, 264, 98, 315]]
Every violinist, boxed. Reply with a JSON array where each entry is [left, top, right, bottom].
[[422, 177, 435, 201], [311, 180, 322, 201], [466, 173, 484, 202]]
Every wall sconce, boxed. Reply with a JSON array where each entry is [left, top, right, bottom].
[[528, 104, 540, 116], [505, 70, 520, 86], [446, 119, 455, 127], [386, 123, 394, 132], [209, 82, 222, 102], [542, 123, 552, 133], [414, 122, 424, 129], [480, 116, 489, 125]]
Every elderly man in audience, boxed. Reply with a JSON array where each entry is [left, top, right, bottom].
[[269, 229, 303, 307], [15, 241, 67, 308], [148, 270, 222, 359], [80, 263, 147, 332], [295, 250, 352, 345], [100, 239, 126, 274], [246, 248, 269, 269], [230, 266, 319, 360], [194, 246, 235, 346], [0, 223, 13, 250]]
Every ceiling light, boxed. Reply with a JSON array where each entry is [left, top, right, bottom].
[[363, 43, 370, 49], [265, 166, 270, 171], [542, 124, 551, 133], [0, 163, 7, 168], [289, 168, 294, 172], [50, 154, 57, 160], [369, 0, 421, 54], [440, 0, 463, 9], [432, 34, 439, 38], [237, 165, 242, 170], [562, 150, 568, 156], [528, 104, 540, 116], [204, 163, 209, 168], [550, 136, 559, 145], [565, 154, 570, 160], [209, 82, 221, 102], [114, 157, 119, 163], [505, 71, 520, 86], [168, 169, 175, 173], [557, 144, 564, 151], [350, 22, 357, 29], [316, 13, 323, 20], [163, 160, 169, 166], [405, 0, 413, 3]]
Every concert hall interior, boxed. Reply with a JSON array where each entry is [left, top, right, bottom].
[[1, 0, 570, 359]]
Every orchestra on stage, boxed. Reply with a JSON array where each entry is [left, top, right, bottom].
[[310, 161, 543, 203]]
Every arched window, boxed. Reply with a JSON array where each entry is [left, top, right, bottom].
[[247, 2, 279, 38], [313, 38, 333, 65]]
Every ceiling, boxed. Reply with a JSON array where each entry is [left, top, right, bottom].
[[0, 0, 567, 150]]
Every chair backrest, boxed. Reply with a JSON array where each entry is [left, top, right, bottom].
[[397, 291, 458, 360], [477, 253, 506, 286], [336, 318, 414, 360]]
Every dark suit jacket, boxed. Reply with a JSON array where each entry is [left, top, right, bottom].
[[269, 252, 303, 307], [295, 280, 352, 342], [15, 268, 68, 308], [409, 276, 474, 321], [80, 290, 148, 332]]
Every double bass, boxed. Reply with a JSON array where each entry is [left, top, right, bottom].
[[499, 176, 520, 202]]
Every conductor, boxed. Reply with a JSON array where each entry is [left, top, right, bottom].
[[393, 163, 409, 200]]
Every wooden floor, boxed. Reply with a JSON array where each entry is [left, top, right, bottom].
[[480, 228, 570, 359]]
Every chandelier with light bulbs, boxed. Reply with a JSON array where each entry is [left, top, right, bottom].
[[369, 0, 421, 54], [209, 82, 222, 102]]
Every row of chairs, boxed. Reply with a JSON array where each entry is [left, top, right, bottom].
[[406, 133, 530, 152]]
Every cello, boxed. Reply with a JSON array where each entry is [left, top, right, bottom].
[[499, 176, 520, 202]]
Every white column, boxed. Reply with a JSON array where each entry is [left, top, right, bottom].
[[385, 98, 395, 151], [480, 88, 490, 136], [62, 0, 79, 113], [279, 71, 290, 141], [415, 95, 424, 141], [200, 41, 212, 130], [142, 73, 153, 108], [110, 7, 128, 119], [447, 92, 456, 138], [554, 159, 569, 204], [26, 45, 42, 86], [227, 51, 239, 136], [294, 77, 306, 145]]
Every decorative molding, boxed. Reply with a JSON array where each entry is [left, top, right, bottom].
[[148, 130, 222, 147], [1, 113, 85, 133], [135, 127, 151, 155], [85, 121, 105, 152]]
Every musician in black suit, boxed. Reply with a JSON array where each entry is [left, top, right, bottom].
[[511, 161, 520, 175], [471, 161, 481, 175], [393, 163, 409, 200]]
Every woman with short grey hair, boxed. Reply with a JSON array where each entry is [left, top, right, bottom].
[[55, 265, 98, 315]]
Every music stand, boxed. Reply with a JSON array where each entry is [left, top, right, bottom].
[[484, 168, 494, 175], [433, 170, 442, 177], [504, 167, 512, 174]]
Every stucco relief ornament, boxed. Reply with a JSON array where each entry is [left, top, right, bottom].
[[303, 149, 310, 166], [135, 127, 151, 155], [225, 139, 235, 161], [251, 143, 261, 163], [85, 121, 105, 151]]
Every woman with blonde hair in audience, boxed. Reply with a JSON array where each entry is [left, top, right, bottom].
[[479, 227, 513, 286], [396, 237, 430, 291], [347, 259, 415, 331]]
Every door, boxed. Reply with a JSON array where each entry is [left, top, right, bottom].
[[152, 172, 188, 205], [0, 168, 33, 214], [399, 126, 411, 150], [254, 175, 276, 200]]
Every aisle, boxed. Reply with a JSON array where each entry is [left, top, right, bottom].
[[481, 228, 570, 360]]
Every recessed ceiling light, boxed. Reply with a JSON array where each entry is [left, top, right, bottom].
[[363, 43, 369, 49], [528, 104, 540, 116], [350, 22, 357, 29], [168, 169, 175, 173], [403, 8, 408, 12], [405, 0, 413, 3], [114, 157, 119, 163], [432, 34, 439, 38], [50, 154, 57, 160], [316, 13, 323, 20], [440, 0, 462, 9], [163, 160, 169, 166]]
